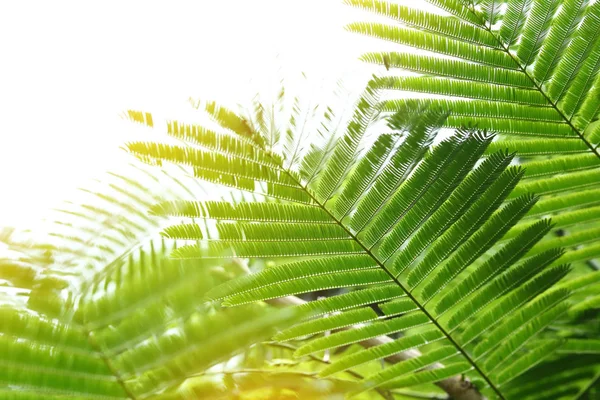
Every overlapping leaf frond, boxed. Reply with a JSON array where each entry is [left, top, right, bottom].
[[2, 0, 598, 396], [0, 240, 313, 400], [346, 0, 600, 397], [1, 85, 402, 400], [126, 84, 576, 399], [0, 161, 204, 313], [0, 160, 331, 399]]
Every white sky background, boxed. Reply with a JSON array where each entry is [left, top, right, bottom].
[[0, 0, 431, 228]]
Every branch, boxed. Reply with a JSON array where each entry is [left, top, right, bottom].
[[268, 295, 485, 400], [268, 341, 394, 400]]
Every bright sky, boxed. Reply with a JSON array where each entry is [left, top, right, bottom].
[[0, 0, 427, 228]]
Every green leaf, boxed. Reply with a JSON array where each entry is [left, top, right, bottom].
[[356, 346, 458, 394], [362, 52, 533, 87], [295, 312, 429, 357]]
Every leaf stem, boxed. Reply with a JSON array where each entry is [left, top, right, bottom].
[[86, 329, 138, 400]]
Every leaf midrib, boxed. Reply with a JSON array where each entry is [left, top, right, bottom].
[[461, 3, 600, 159], [272, 161, 504, 398]]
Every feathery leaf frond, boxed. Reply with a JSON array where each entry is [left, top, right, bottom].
[[347, 0, 600, 396], [133, 96, 573, 399]]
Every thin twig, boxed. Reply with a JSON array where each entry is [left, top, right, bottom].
[[267, 341, 395, 400], [268, 296, 484, 400]]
